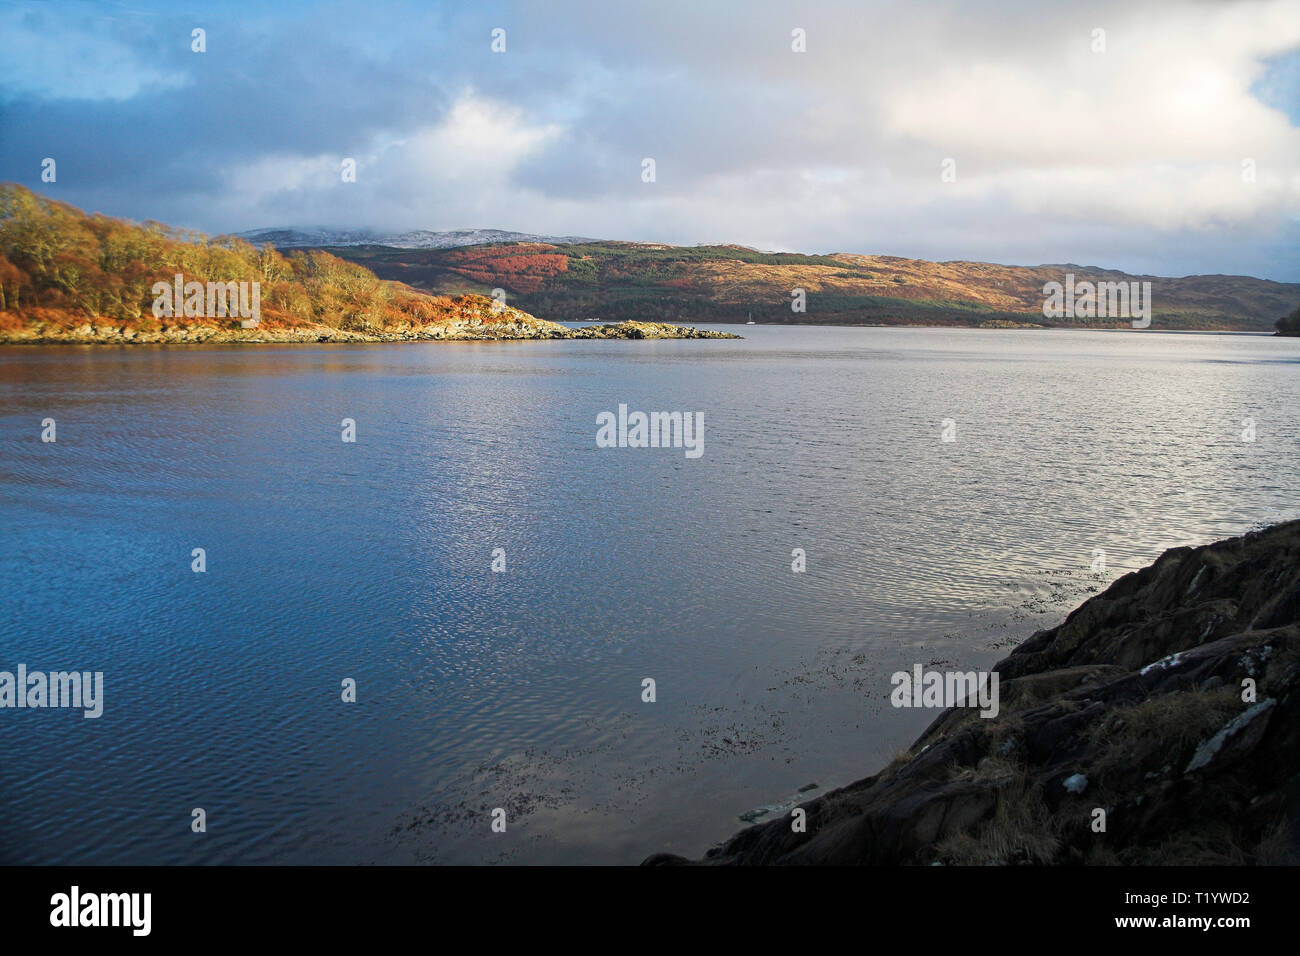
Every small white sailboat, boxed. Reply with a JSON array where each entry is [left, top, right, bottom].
[[746, 312, 756, 325]]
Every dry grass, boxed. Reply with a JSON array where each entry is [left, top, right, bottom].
[[934, 762, 1062, 865], [1085, 686, 1240, 788], [1110, 818, 1297, 866]]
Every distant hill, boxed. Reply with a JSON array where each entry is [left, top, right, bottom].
[[305, 240, 1299, 332], [8, 187, 1292, 335], [236, 227, 601, 249]]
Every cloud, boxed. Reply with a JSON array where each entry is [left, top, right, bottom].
[[0, 0, 1297, 279], [0, 2, 189, 101], [216, 91, 563, 227]]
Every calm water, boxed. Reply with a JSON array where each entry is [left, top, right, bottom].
[[2, 326, 1298, 864]]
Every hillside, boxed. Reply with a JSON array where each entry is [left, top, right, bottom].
[[0, 185, 728, 344], [323, 241, 1299, 332], [6, 183, 1291, 337]]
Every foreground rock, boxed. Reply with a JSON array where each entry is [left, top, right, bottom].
[[647, 520, 1300, 865], [0, 307, 739, 345]]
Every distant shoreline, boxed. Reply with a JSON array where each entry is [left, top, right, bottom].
[[0, 319, 741, 346], [4, 323, 1291, 345], [651, 321, 1287, 336]]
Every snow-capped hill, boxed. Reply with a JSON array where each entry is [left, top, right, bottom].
[[236, 227, 599, 249]]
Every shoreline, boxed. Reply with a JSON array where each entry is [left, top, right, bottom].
[[649, 520, 1300, 865], [714, 322, 1286, 335], [0, 318, 741, 346], [7, 320, 1292, 344]]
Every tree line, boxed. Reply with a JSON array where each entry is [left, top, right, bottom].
[[0, 183, 476, 332]]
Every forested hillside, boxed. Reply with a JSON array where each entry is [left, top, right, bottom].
[[0, 183, 530, 341]]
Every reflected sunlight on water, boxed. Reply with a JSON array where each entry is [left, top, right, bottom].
[[2, 326, 1297, 863]]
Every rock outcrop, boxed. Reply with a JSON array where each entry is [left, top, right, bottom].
[[565, 320, 736, 340], [647, 520, 1300, 865], [0, 308, 739, 345]]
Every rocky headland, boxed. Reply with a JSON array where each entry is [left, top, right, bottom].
[[647, 520, 1300, 865], [0, 184, 737, 346], [0, 303, 738, 345]]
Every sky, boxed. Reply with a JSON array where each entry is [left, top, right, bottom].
[[1, 0, 1298, 280]]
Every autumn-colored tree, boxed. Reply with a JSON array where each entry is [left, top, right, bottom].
[[0, 182, 486, 333], [0, 252, 25, 310]]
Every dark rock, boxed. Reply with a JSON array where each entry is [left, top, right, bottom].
[[648, 520, 1300, 865]]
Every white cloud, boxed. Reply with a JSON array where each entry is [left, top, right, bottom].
[[106, 0, 1300, 278], [217, 91, 562, 227], [864, 0, 1300, 228], [0, 5, 187, 102]]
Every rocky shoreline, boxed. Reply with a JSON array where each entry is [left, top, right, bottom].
[[647, 520, 1300, 865], [0, 315, 739, 345]]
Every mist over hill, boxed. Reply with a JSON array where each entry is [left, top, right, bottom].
[[236, 227, 601, 250]]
